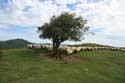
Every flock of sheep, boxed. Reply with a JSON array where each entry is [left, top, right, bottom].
[[27, 44, 125, 54]]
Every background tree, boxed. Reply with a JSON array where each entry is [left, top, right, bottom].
[[37, 12, 89, 58]]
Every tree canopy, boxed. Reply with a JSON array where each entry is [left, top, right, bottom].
[[37, 12, 89, 57]]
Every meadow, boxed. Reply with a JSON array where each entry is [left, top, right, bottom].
[[0, 49, 125, 83]]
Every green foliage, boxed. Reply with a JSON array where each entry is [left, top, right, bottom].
[[37, 12, 89, 56], [0, 38, 31, 49], [38, 12, 89, 42]]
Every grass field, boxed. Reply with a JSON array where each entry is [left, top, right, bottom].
[[0, 49, 125, 83]]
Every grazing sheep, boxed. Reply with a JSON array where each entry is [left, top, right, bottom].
[[70, 47, 77, 53], [27, 44, 33, 49], [94, 47, 98, 50], [66, 48, 74, 54], [111, 47, 114, 51], [111, 48, 117, 51], [59, 46, 75, 55], [42, 45, 50, 49], [74, 47, 82, 52], [42, 45, 47, 49], [97, 47, 101, 50], [33, 44, 41, 49], [28, 44, 125, 54], [102, 47, 105, 50], [87, 47, 93, 51], [121, 49, 125, 52], [58, 46, 68, 54], [81, 47, 88, 51]]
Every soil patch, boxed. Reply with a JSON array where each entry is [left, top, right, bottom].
[[40, 54, 91, 63], [40, 55, 57, 62]]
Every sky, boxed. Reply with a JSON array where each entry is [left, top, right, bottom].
[[0, 0, 125, 47]]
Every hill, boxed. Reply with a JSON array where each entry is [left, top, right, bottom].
[[0, 38, 32, 49], [70, 43, 113, 47], [81, 43, 112, 47]]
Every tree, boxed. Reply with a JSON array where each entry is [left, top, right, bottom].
[[37, 12, 89, 58]]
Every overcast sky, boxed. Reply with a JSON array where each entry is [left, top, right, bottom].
[[0, 0, 125, 47]]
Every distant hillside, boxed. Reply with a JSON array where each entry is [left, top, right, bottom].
[[80, 43, 112, 47], [0, 38, 117, 49], [69, 43, 113, 47], [0, 39, 32, 49]]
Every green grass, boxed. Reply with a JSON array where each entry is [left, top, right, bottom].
[[0, 49, 125, 83]]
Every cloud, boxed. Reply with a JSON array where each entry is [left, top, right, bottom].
[[89, 0, 125, 39], [0, 0, 125, 46], [0, 0, 71, 27], [74, 0, 125, 46]]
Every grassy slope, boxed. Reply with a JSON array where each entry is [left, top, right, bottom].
[[0, 39, 31, 49], [0, 49, 125, 83]]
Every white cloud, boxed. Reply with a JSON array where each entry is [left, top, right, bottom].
[[55, 0, 78, 5], [0, 0, 125, 46], [0, 0, 71, 27], [89, 0, 125, 38]]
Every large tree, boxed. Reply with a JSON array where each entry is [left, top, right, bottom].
[[37, 12, 89, 58]]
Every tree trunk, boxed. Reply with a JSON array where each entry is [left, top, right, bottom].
[[52, 41, 61, 59]]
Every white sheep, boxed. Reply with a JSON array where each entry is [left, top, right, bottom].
[[81, 47, 86, 51], [94, 47, 98, 50], [60, 46, 74, 54], [66, 48, 74, 54], [33, 44, 41, 49], [87, 47, 93, 51], [73, 47, 81, 52], [27, 44, 33, 49], [121, 49, 125, 52]]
